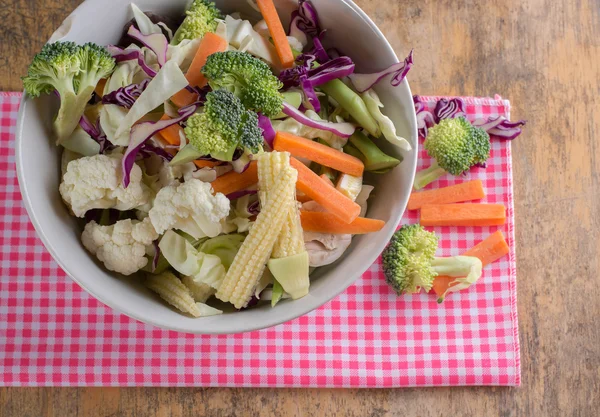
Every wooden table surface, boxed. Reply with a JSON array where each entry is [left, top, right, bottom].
[[1, 0, 599, 415]]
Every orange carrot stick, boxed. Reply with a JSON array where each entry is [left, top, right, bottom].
[[300, 211, 385, 234], [171, 33, 228, 107], [296, 193, 312, 203], [407, 180, 485, 210], [194, 160, 221, 169], [320, 174, 335, 187], [210, 161, 258, 195], [432, 231, 510, 300], [256, 0, 295, 68], [462, 230, 510, 267], [420, 204, 506, 227], [274, 132, 364, 176], [291, 158, 361, 224], [94, 78, 107, 97], [157, 114, 183, 146]]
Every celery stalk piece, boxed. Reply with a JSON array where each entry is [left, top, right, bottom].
[[347, 130, 401, 172], [320, 79, 380, 137]]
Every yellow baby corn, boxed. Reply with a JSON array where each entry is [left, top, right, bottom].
[[146, 272, 201, 317], [182, 276, 216, 303], [257, 151, 305, 259], [216, 153, 298, 309], [258, 152, 310, 300]]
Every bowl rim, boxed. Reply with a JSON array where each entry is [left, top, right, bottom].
[[15, 0, 418, 334]]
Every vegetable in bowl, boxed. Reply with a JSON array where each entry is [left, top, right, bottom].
[[21, 0, 416, 318]]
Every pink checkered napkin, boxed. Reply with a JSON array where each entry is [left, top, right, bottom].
[[0, 92, 520, 387]]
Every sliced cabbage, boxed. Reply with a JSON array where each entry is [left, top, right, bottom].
[[167, 38, 201, 73], [361, 89, 412, 151], [225, 15, 279, 68], [113, 60, 188, 143], [61, 124, 101, 156], [272, 110, 349, 149], [158, 230, 226, 290], [131, 3, 163, 35]]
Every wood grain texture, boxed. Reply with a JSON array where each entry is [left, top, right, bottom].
[[1, 0, 599, 415]]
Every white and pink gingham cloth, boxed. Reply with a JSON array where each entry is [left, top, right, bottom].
[[0, 92, 520, 387]]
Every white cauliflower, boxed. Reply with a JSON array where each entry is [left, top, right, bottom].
[[82, 217, 159, 275], [149, 179, 230, 239], [59, 153, 151, 217]]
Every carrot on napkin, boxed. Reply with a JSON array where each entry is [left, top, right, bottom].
[[420, 204, 506, 227], [433, 231, 510, 301], [407, 180, 485, 210]]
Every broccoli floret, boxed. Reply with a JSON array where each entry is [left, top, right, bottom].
[[382, 224, 482, 300], [22, 41, 115, 143], [238, 110, 263, 153], [202, 51, 284, 117], [413, 117, 490, 190], [172, 0, 222, 45], [185, 89, 263, 157]]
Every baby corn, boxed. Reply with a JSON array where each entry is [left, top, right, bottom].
[[146, 272, 202, 317], [216, 153, 298, 308], [182, 276, 216, 303]]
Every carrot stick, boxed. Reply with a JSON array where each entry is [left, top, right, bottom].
[[94, 78, 107, 97], [194, 160, 221, 169], [462, 230, 510, 267], [432, 231, 510, 300], [157, 114, 183, 146], [297, 193, 312, 203], [291, 158, 361, 224], [210, 161, 258, 195], [274, 132, 364, 176], [300, 211, 385, 234], [320, 174, 335, 187], [256, 0, 294, 68], [171, 33, 228, 107], [420, 204, 506, 227], [407, 180, 485, 210]]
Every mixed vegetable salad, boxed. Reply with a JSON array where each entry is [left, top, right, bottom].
[[23, 0, 526, 317], [23, 0, 415, 316]]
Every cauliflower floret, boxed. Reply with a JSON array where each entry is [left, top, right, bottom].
[[82, 217, 159, 275], [60, 153, 151, 217], [149, 179, 230, 239]]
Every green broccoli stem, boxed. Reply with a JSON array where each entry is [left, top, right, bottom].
[[431, 256, 483, 302], [54, 88, 93, 144], [431, 256, 479, 277], [319, 79, 380, 137], [412, 161, 448, 190], [346, 130, 401, 173]]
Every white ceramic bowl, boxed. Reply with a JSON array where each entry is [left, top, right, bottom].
[[16, 0, 417, 334]]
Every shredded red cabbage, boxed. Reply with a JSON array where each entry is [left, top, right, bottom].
[[348, 50, 413, 93], [126, 25, 168, 67], [79, 115, 114, 153], [472, 116, 526, 140], [122, 102, 199, 187], [279, 56, 355, 112], [288, 0, 320, 45], [257, 114, 276, 148], [434, 97, 466, 123], [282, 102, 355, 138], [226, 189, 258, 200], [309, 31, 329, 63], [101, 78, 150, 109], [139, 141, 174, 162], [106, 45, 157, 78], [414, 95, 526, 141], [413, 95, 435, 139], [247, 200, 260, 216]]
